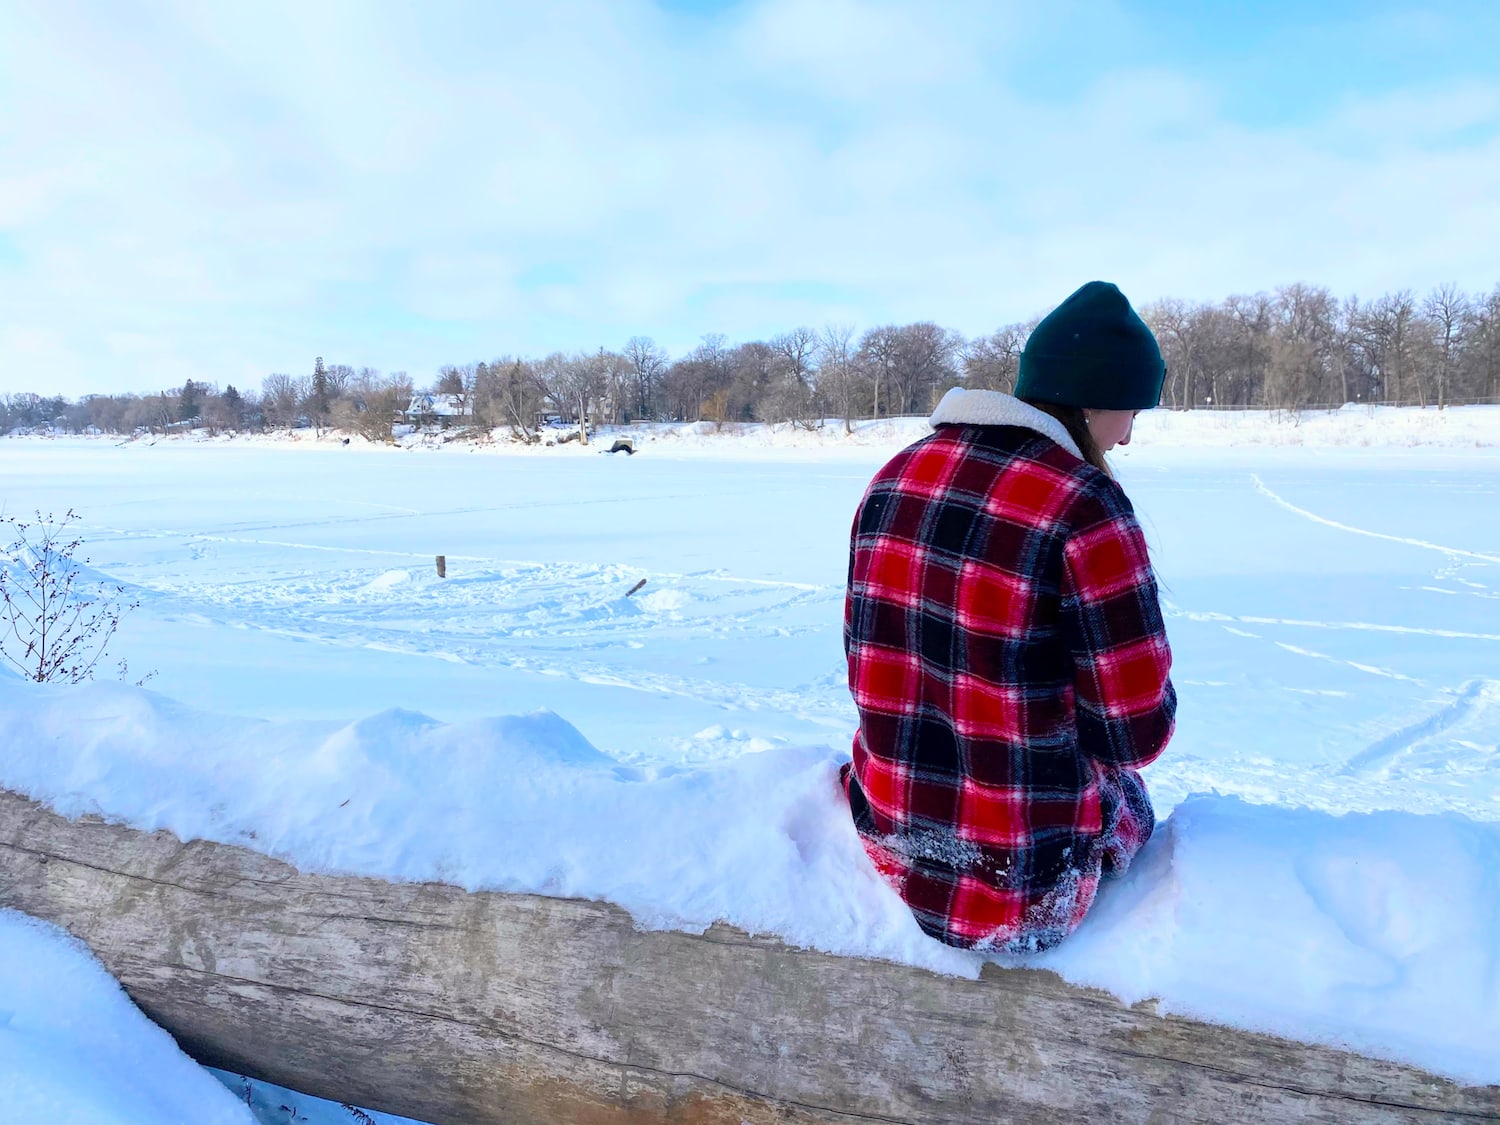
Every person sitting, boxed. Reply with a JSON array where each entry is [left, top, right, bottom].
[[841, 281, 1176, 954]]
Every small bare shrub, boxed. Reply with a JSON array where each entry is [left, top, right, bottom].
[[0, 510, 141, 683]]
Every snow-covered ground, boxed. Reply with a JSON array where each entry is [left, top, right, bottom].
[[2, 407, 1499, 1119], [0, 909, 252, 1124], [0, 907, 421, 1123]]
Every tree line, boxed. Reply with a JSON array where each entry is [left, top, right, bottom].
[[6, 280, 1499, 441]]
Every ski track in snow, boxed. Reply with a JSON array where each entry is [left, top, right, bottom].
[[1271, 641, 1425, 684], [1251, 474, 1500, 564], [84, 522, 824, 592], [1164, 485, 1500, 792], [1413, 584, 1500, 600], [1168, 606, 1500, 644], [1163, 598, 1435, 683]]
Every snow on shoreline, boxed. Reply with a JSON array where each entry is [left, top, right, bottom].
[[11, 402, 1500, 459], [2, 677, 1498, 1087]]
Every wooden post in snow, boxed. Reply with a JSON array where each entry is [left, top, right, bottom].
[[0, 787, 1496, 1125], [435, 555, 446, 579]]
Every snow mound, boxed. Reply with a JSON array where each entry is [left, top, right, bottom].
[[0, 909, 252, 1124], [635, 587, 689, 613], [1046, 795, 1500, 1084], [2, 679, 1499, 1085], [362, 569, 412, 592]]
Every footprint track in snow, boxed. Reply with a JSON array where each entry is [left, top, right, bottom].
[[134, 560, 856, 727], [1341, 680, 1500, 776]]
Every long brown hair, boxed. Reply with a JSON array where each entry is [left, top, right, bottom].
[[1020, 399, 1110, 475]]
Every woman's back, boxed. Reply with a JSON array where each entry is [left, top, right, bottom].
[[842, 398, 1174, 953]]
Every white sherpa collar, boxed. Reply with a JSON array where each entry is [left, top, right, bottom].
[[927, 388, 1082, 458]]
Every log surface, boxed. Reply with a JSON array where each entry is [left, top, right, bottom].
[[0, 787, 1496, 1125]]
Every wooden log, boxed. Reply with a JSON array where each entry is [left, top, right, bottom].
[[0, 786, 1495, 1125]]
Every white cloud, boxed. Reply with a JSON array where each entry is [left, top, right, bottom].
[[733, 0, 996, 99], [1327, 80, 1500, 142], [0, 0, 1497, 397]]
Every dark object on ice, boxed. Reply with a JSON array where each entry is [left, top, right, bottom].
[[435, 555, 446, 579], [607, 438, 635, 455], [625, 578, 647, 597], [342, 437, 351, 446], [3, 784, 1496, 1125]]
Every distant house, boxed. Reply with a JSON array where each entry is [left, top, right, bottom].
[[405, 393, 473, 428]]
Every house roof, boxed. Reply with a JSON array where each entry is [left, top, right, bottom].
[[408, 393, 471, 416]]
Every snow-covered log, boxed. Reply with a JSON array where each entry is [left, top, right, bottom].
[[1, 787, 1495, 1125]]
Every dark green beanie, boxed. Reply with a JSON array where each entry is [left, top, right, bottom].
[[1015, 281, 1165, 410]]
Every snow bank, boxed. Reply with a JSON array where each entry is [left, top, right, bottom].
[[0, 909, 252, 1124], [1046, 796, 1500, 1084], [3, 679, 1498, 1086], [1134, 403, 1500, 449], [14, 403, 1500, 459]]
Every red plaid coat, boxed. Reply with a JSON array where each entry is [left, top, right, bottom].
[[842, 396, 1175, 953]]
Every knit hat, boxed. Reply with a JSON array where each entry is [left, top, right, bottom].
[[1015, 281, 1165, 410]]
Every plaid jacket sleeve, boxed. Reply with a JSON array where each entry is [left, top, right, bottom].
[[1059, 477, 1176, 771]]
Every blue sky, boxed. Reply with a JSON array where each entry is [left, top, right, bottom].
[[1, 0, 1497, 398]]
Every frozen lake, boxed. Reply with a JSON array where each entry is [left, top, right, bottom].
[[2, 432, 1498, 823]]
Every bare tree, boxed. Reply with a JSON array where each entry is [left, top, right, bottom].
[[962, 323, 1028, 394], [815, 323, 860, 433], [725, 341, 775, 425], [325, 364, 355, 398], [859, 322, 959, 416], [0, 511, 141, 683], [1470, 286, 1500, 402], [1263, 285, 1338, 411], [10, 277, 1500, 428], [1424, 283, 1471, 409], [857, 325, 898, 417], [660, 335, 730, 422], [490, 359, 546, 441], [598, 349, 633, 425], [623, 337, 668, 421], [261, 374, 305, 430], [1143, 299, 1200, 408], [200, 389, 240, 436], [537, 352, 608, 444], [765, 327, 821, 428], [771, 327, 818, 385], [1355, 292, 1420, 405], [332, 369, 409, 443]]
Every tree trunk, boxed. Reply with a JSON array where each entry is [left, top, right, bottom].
[[0, 788, 1495, 1125]]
